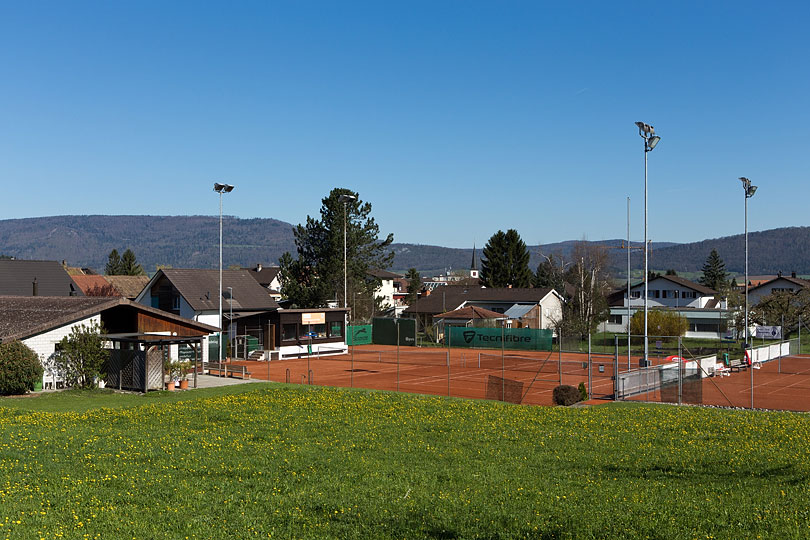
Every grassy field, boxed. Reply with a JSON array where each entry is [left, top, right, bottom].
[[1, 385, 809, 539]]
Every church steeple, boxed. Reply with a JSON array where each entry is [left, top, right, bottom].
[[470, 244, 479, 279]]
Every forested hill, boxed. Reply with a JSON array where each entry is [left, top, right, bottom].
[[641, 227, 810, 276], [0, 216, 807, 276]]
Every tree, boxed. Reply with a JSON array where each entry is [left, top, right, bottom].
[[0, 341, 43, 395], [279, 188, 394, 308], [665, 269, 678, 276], [629, 310, 687, 337], [84, 283, 121, 297], [560, 242, 612, 335], [480, 229, 533, 288], [120, 249, 145, 275], [751, 288, 810, 331], [700, 249, 729, 292], [405, 268, 421, 306], [54, 322, 107, 388], [105, 249, 122, 275], [534, 252, 567, 296]]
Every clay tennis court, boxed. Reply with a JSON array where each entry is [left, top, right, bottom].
[[623, 354, 810, 412], [228, 344, 631, 406]]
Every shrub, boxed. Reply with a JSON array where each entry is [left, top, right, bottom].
[[552, 384, 582, 406], [55, 322, 107, 388], [578, 381, 588, 401], [0, 341, 44, 395]]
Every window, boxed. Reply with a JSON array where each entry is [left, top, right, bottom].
[[304, 324, 327, 338], [172, 296, 181, 310], [329, 321, 343, 338], [631, 291, 641, 299], [608, 314, 622, 324], [282, 324, 298, 341]]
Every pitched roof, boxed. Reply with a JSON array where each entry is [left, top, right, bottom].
[[71, 275, 122, 296], [368, 268, 402, 280], [748, 275, 810, 293], [435, 305, 505, 320], [245, 265, 281, 287], [0, 260, 84, 297], [629, 275, 716, 295], [105, 275, 150, 299], [156, 269, 279, 312], [0, 296, 218, 343], [404, 286, 558, 315]]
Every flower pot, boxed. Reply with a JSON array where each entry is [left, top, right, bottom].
[[179, 379, 189, 390], [166, 381, 176, 391]]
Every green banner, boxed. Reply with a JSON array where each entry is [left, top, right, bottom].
[[372, 318, 416, 346], [449, 327, 552, 351], [347, 325, 372, 345]]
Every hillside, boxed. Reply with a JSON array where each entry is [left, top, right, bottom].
[[0, 216, 807, 276]]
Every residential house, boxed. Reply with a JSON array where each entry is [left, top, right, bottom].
[[403, 286, 563, 337], [245, 264, 282, 300], [602, 275, 729, 338], [0, 296, 217, 391], [746, 272, 810, 306]]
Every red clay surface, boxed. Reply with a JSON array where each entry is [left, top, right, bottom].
[[226, 347, 810, 411], [624, 354, 810, 412], [228, 345, 629, 406]]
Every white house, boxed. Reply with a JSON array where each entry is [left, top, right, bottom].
[[747, 272, 810, 306], [602, 275, 729, 339]]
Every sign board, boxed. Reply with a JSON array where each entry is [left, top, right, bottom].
[[301, 312, 325, 325], [754, 326, 782, 339]]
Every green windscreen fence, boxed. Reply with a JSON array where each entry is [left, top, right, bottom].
[[347, 325, 372, 345], [449, 327, 553, 351], [372, 318, 416, 346]]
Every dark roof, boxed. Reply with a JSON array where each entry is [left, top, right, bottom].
[[368, 268, 402, 280], [0, 296, 218, 343], [404, 286, 558, 315], [105, 275, 151, 299], [245, 265, 281, 287], [0, 260, 84, 297], [435, 305, 505, 320], [156, 269, 279, 312], [748, 275, 810, 293]]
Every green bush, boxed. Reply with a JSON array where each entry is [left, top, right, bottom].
[[55, 322, 107, 388], [0, 341, 44, 395], [578, 381, 588, 401], [552, 384, 582, 406]]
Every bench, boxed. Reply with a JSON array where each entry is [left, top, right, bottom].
[[205, 363, 252, 379], [714, 363, 730, 377], [729, 359, 747, 372]]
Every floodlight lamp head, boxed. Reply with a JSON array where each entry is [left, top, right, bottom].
[[747, 185, 758, 198], [213, 182, 225, 192], [635, 121, 655, 137], [338, 194, 357, 203], [647, 135, 661, 151], [213, 183, 234, 193], [739, 177, 751, 189]]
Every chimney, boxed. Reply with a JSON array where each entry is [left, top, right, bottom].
[[256, 263, 262, 272], [32, 278, 38, 296], [792, 271, 797, 278], [778, 271, 783, 278]]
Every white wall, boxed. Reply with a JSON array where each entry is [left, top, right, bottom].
[[23, 315, 101, 387], [375, 279, 397, 309]]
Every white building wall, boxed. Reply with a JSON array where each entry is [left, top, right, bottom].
[[748, 279, 806, 306], [22, 315, 101, 387], [375, 279, 397, 309]]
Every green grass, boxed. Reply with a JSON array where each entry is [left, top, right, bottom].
[[2, 385, 809, 539]]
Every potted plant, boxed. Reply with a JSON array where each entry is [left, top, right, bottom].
[[178, 361, 191, 390], [164, 358, 181, 391]]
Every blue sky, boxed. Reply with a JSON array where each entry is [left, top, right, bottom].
[[1, 1, 807, 248]]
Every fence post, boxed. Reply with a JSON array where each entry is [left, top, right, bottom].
[[613, 335, 618, 401], [588, 334, 592, 399], [447, 351, 451, 397], [558, 327, 562, 387], [351, 342, 354, 388], [677, 336, 682, 406]]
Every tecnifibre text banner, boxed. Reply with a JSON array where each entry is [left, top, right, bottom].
[[449, 327, 553, 351]]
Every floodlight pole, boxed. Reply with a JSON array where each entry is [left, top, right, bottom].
[[627, 196, 631, 369], [227, 286, 233, 357], [214, 183, 234, 367], [338, 194, 357, 309], [740, 177, 757, 409], [635, 122, 660, 367]]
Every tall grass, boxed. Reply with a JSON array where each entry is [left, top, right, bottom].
[[1, 385, 808, 539]]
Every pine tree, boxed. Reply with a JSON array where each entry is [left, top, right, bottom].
[[279, 188, 394, 308], [405, 268, 421, 306], [480, 229, 533, 288], [119, 249, 145, 276], [105, 249, 122, 275], [699, 249, 728, 291], [534, 253, 566, 296]]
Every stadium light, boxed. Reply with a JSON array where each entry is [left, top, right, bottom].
[[635, 121, 661, 367], [214, 182, 235, 369], [739, 177, 758, 408]]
